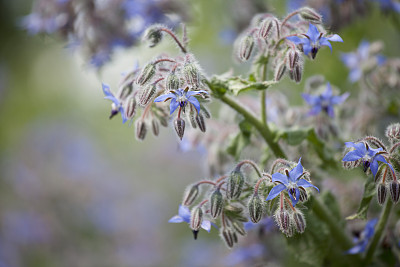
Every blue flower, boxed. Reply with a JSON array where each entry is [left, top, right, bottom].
[[154, 88, 208, 115], [373, 0, 400, 13], [342, 142, 393, 177], [225, 244, 264, 266], [168, 205, 212, 232], [266, 158, 319, 207], [341, 40, 386, 83], [302, 82, 349, 117], [346, 218, 378, 254], [102, 83, 127, 123], [286, 23, 343, 59]]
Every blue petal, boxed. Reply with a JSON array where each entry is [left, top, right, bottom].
[[297, 179, 319, 192], [178, 205, 191, 222], [327, 34, 343, 42], [331, 92, 350, 105], [341, 53, 358, 68], [289, 189, 300, 207], [302, 93, 320, 106], [320, 37, 332, 52], [286, 36, 303, 45], [365, 218, 378, 238], [358, 40, 370, 59], [119, 106, 127, 123], [342, 150, 363, 162], [154, 93, 176, 102], [367, 147, 383, 157], [345, 142, 367, 156], [186, 90, 208, 97], [322, 82, 333, 98], [188, 96, 201, 114], [306, 23, 320, 43], [289, 158, 303, 182], [346, 243, 366, 255], [349, 68, 362, 83], [201, 220, 211, 232], [370, 160, 379, 177], [168, 215, 184, 223], [308, 105, 322, 116], [104, 95, 120, 106], [303, 43, 312, 55], [169, 99, 180, 115], [326, 106, 335, 118], [271, 173, 288, 185], [102, 83, 112, 97], [266, 183, 287, 201]]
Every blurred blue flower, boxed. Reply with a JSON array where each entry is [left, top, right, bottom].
[[302, 82, 349, 117], [244, 217, 275, 232], [342, 142, 392, 177], [154, 89, 207, 115], [266, 158, 319, 206], [168, 205, 212, 232], [225, 243, 264, 266], [102, 83, 127, 123], [373, 0, 400, 12], [341, 40, 386, 82], [286, 23, 343, 59], [346, 218, 378, 254]]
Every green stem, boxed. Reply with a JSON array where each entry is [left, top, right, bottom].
[[260, 61, 267, 125], [363, 200, 393, 265], [218, 93, 286, 158]]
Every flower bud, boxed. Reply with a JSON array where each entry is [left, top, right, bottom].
[[138, 84, 157, 106], [183, 63, 200, 88], [196, 113, 206, 132], [258, 18, 274, 39], [293, 211, 306, 233], [232, 221, 246, 236], [174, 117, 185, 140], [390, 181, 400, 204], [201, 107, 211, 119], [386, 123, 400, 143], [287, 49, 300, 70], [151, 119, 160, 136], [190, 206, 203, 231], [210, 189, 224, 218], [188, 111, 197, 128], [274, 61, 287, 81], [289, 64, 302, 83], [182, 184, 200, 206], [158, 116, 168, 127], [275, 209, 290, 233], [377, 183, 387, 205], [299, 7, 322, 24], [226, 169, 245, 199], [299, 187, 308, 202], [137, 63, 156, 86], [221, 228, 234, 248], [143, 25, 163, 48], [166, 73, 181, 92], [135, 119, 147, 140], [124, 96, 137, 120], [248, 194, 264, 223], [238, 35, 254, 61]]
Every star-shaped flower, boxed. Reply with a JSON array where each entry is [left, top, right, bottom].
[[302, 82, 349, 117], [102, 83, 127, 123], [266, 158, 319, 207], [286, 23, 343, 59], [154, 88, 208, 115], [342, 142, 392, 177], [346, 218, 378, 254], [168, 205, 212, 232]]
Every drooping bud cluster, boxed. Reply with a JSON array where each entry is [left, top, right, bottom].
[[386, 123, 400, 144]]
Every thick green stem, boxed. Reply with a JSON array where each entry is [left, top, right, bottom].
[[363, 200, 393, 265], [218, 94, 286, 158], [260, 62, 267, 125]]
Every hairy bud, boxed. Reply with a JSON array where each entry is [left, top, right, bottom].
[[390, 181, 400, 204], [386, 123, 400, 143], [275, 209, 291, 234], [287, 49, 300, 70], [190, 206, 203, 231], [238, 35, 254, 61], [221, 228, 234, 248], [226, 170, 245, 199], [248, 194, 264, 223], [259, 18, 274, 39], [274, 61, 287, 81], [137, 63, 156, 86], [143, 25, 163, 48], [210, 189, 224, 218], [232, 221, 246, 236], [183, 63, 200, 88], [377, 183, 387, 205], [289, 64, 303, 83], [182, 184, 200, 206], [299, 7, 322, 24], [158, 116, 168, 127], [124, 96, 137, 120], [138, 84, 157, 106], [135, 120, 147, 140], [188, 111, 197, 128], [166, 73, 181, 91], [151, 119, 160, 136], [196, 113, 206, 132], [293, 211, 306, 233], [174, 117, 185, 140]]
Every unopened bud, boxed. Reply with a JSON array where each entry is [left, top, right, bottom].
[[299, 7, 322, 24], [183, 184, 200, 206], [226, 169, 245, 199], [188, 111, 197, 128], [190, 206, 203, 231], [143, 25, 163, 48], [232, 221, 246, 236], [287, 49, 300, 70], [221, 228, 234, 248], [158, 116, 168, 127], [196, 113, 206, 132], [210, 189, 224, 218], [138, 84, 157, 106], [166, 73, 181, 91], [293, 211, 306, 233], [174, 117, 185, 140], [135, 119, 147, 140], [259, 18, 274, 39], [248, 194, 264, 223], [183, 63, 200, 88], [151, 119, 160, 136], [299, 187, 308, 202], [377, 183, 387, 205], [137, 63, 156, 86], [201, 107, 211, 119], [390, 181, 400, 204], [275, 209, 290, 233], [238, 35, 254, 61], [386, 123, 400, 143], [124, 96, 137, 120], [289, 64, 302, 83], [274, 61, 287, 81]]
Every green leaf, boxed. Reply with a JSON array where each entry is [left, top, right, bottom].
[[226, 120, 253, 159], [279, 128, 310, 146], [346, 178, 375, 220]]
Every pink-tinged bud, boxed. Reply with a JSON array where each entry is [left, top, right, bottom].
[[248, 194, 263, 223], [138, 84, 157, 106], [274, 61, 287, 81], [151, 119, 160, 136], [190, 206, 203, 231], [293, 211, 306, 233], [124, 96, 137, 120], [210, 189, 224, 218], [143, 25, 163, 48], [238, 35, 254, 61], [259, 18, 274, 39], [377, 183, 387, 205], [166, 73, 181, 92], [196, 113, 206, 132], [135, 120, 147, 140], [390, 181, 400, 204], [182, 184, 200, 206], [386, 123, 400, 143], [174, 117, 185, 140], [226, 170, 245, 199], [299, 7, 322, 24], [137, 63, 156, 86]]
